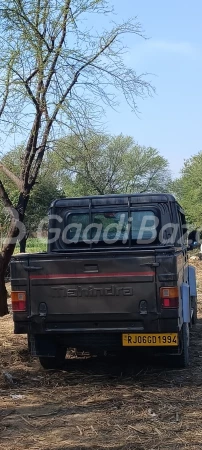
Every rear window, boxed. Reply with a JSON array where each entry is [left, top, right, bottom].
[[131, 210, 157, 241], [59, 209, 158, 247]]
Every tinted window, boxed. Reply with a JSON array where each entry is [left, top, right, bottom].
[[177, 210, 187, 246], [61, 209, 158, 246], [131, 210, 157, 241], [64, 211, 128, 244]]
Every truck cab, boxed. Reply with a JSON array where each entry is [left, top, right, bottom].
[[11, 193, 198, 369]]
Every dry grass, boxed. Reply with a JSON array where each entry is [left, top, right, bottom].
[[1, 263, 202, 449]]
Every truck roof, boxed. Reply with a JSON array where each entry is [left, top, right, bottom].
[[51, 193, 179, 208]]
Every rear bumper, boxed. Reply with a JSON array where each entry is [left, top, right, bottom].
[[14, 315, 182, 357], [14, 316, 179, 335], [30, 330, 181, 357]]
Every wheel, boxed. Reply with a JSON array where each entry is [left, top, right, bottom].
[[39, 346, 67, 370], [171, 323, 190, 368], [27, 333, 31, 353], [191, 295, 197, 325]]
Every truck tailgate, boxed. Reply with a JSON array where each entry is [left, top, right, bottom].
[[28, 252, 158, 323]]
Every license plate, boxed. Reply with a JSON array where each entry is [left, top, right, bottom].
[[122, 333, 178, 347]]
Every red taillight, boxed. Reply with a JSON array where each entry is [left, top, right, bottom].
[[11, 291, 26, 311], [160, 287, 179, 308], [162, 297, 179, 308]]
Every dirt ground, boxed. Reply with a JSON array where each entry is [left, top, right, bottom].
[[1, 263, 202, 450]]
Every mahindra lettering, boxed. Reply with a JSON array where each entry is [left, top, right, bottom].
[[10, 193, 199, 369]]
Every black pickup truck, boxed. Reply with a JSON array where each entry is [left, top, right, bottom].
[[10, 193, 198, 369]]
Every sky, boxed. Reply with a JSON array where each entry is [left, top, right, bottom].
[[101, 0, 202, 178]]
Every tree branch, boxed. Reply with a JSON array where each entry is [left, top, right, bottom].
[[139, 169, 160, 193], [0, 54, 14, 118], [6, 6, 51, 52], [0, 163, 22, 190], [21, 112, 42, 187], [0, 179, 13, 208], [12, 68, 39, 110], [50, 33, 118, 122], [42, 0, 71, 96]]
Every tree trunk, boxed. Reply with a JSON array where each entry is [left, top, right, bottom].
[[0, 257, 9, 316], [0, 194, 29, 316], [0, 231, 18, 316], [19, 233, 28, 253]]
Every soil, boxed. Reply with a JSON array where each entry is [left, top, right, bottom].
[[1, 263, 202, 450]]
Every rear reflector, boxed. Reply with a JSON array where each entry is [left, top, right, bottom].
[[161, 297, 179, 308], [11, 291, 26, 311], [160, 287, 179, 308]]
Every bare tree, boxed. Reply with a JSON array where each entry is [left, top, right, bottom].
[[0, 0, 154, 315]]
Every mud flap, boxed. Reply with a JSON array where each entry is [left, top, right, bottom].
[[32, 335, 57, 357], [188, 265, 197, 296], [181, 283, 191, 323]]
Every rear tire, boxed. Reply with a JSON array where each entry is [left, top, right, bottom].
[[39, 346, 67, 370], [191, 295, 197, 325], [171, 323, 189, 368], [27, 333, 31, 354]]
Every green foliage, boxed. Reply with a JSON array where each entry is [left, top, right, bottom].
[[15, 237, 47, 254], [52, 132, 171, 196], [0, 132, 171, 240], [0, 146, 64, 235], [172, 152, 202, 227], [25, 177, 64, 234]]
